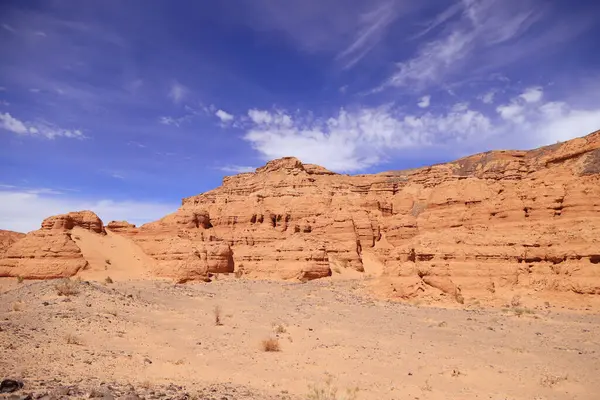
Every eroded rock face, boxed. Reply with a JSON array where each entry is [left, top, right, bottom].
[[0, 211, 106, 279], [3, 130, 600, 299], [42, 211, 106, 234], [106, 218, 234, 282], [142, 130, 600, 296], [0, 229, 25, 253]]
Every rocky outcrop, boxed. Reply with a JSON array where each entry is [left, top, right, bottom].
[[140, 130, 600, 298], [106, 218, 234, 283], [2, 130, 600, 302], [41, 211, 106, 234], [0, 229, 25, 253], [0, 212, 105, 279]]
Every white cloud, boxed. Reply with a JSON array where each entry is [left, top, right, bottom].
[[168, 82, 187, 103], [243, 106, 491, 171], [219, 165, 256, 174], [34, 31, 47, 37], [481, 90, 496, 104], [215, 109, 234, 122], [520, 86, 543, 103], [0, 112, 28, 134], [0, 188, 176, 233], [496, 103, 524, 123], [417, 95, 431, 108], [242, 87, 600, 171], [0, 112, 85, 139]]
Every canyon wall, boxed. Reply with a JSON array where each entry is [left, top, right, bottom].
[[2, 130, 599, 302]]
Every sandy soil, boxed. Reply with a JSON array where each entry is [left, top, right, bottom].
[[1, 277, 599, 400]]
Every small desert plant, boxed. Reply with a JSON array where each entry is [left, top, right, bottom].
[[213, 305, 223, 326], [540, 374, 567, 387], [105, 258, 111, 265], [104, 276, 113, 284], [73, 235, 80, 240], [234, 264, 244, 278], [55, 278, 79, 296], [261, 337, 281, 352], [510, 294, 522, 307], [513, 307, 535, 317], [307, 376, 359, 400], [421, 378, 432, 392], [16, 276, 24, 284], [12, 301, 24, 312], [273, 323, 287, 334], [65, 333, 82, 345]]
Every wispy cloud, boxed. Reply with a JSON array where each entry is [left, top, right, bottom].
[[337, 1, 398, 69], [168, 82, 188, 103], [0, 112, 85, 139], [219, 165, 256, 174], [2, 23, 16, 33], [384, 0, 545, 90]]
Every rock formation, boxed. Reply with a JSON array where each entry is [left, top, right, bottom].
[[115, 130, 599, 299], [1, 130, 600, 303], [0, 229, 25, 253], [0, 211, 104, 279]]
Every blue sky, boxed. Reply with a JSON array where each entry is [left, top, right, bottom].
[[1, 0, 600, 232]]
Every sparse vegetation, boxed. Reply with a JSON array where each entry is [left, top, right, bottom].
[[234, 264, 244, 278], [513, 307, 535, 317], [540, 374, 567, 387], [65, 333, 82, 345], [16, 276, 24, 284], [73, 235, 80, 240], [55, 278, 80, 296], [105, 258, 112, 265], [511, 294, 522, 307], [12, 301, 24, 312], [307, 376, 359, 400], [105, 276, 114, 284], [273, 323, 287, 334], [261, 337, 281, 352], [421, 378, 433, 392], [213, 305, 223, 326]]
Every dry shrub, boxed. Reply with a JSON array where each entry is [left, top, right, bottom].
[[16, 276, 24, 284], [261, 337, 281, 352], [510, 294, 522, 307], [307, 376, 359, 400], [273, 323, 287, 334], [234, 264, 245, 278], [513, 307, 535, 317], [213, 305, 223, 326], [65, 333, 82, 345], [105, 258, 111, 265], [104, 276, 114, 284], [12, 301, 24, 312], [540, 374, 567, 387], [55, 278, 79, 296]]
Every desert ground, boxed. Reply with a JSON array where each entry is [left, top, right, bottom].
[[1, 276, 599, 400]]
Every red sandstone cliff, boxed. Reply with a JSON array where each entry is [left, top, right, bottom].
[[2, 130, 599, 303]]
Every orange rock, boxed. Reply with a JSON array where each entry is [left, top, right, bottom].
[[0, 211, 106, 278], [0, 229, 25, 253], [3, 130, 600, 302]]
